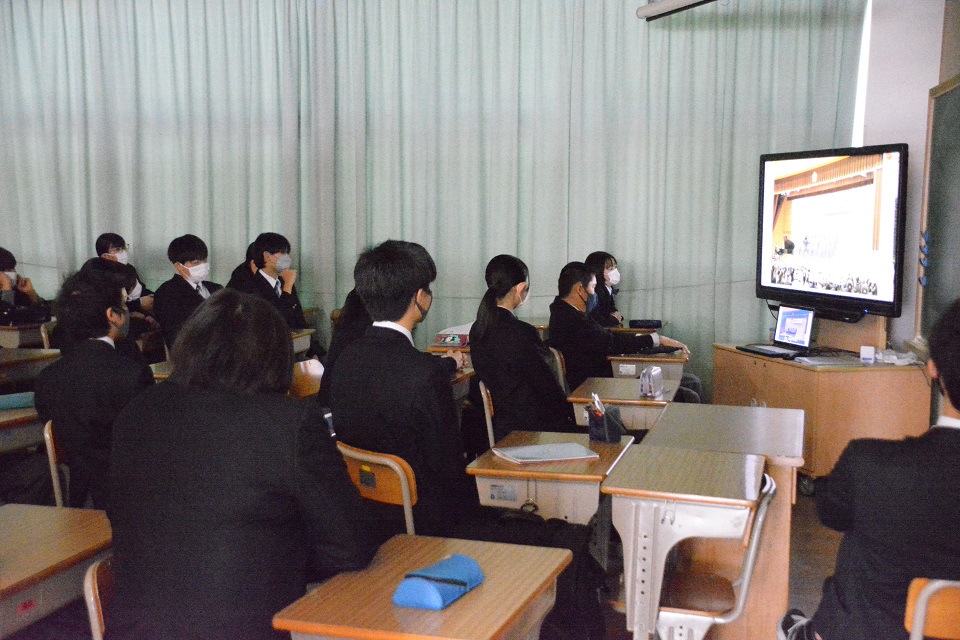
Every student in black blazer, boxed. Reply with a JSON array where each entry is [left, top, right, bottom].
[[231, 232, 307, 330], [34, 269, 154, 509], [0, 246, 50, 324], [95, 232, 154, 315], [225, 241, 257, 291], [153, 234, 222, 348], [548, 261, 687, 390], [108, 289, 376, 640], [779, 299, 960, 640], [585, 251, 622, 327], [469, 255, 575, 442]]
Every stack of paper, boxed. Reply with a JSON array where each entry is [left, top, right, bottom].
[[492, 443, 599, 464]]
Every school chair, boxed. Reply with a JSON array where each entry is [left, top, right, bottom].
[[654, 474, 777, 640], [477, 380, 496, 450], [289, 359, 324, 398], [337, 442, 418, 535], [84, 555, 113, 640], [43, 420, 68, 507], [40, 319, 56, 348], [548, 347, 570, 395], [905, 578, 960, 640]]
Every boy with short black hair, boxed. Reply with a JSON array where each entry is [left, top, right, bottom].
[[232, 232, 306, 330], [153, 234, 222, 348], [95, 233, 154, 315]]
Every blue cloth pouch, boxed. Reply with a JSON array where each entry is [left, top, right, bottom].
[[0, 392, 35, 410], [392, 554, 484, 610]]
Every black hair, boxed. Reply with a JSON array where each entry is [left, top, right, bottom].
[[557, 261, 595, 298], [473, 255, 528, 342], [929, 298, 960, 409], [0, 247, 16, 271], [354, 240, 436, 322], [167, 234, 209, 265], [95, 233, 126, 257], [585, 251, 617, 280], [244, 241, 257, 262], [251, 232, 291, 269], [169, 289, 293, 394], [80, 258, 137, 292], [336, 288, 371, 329], [53, 269, 126, 342]]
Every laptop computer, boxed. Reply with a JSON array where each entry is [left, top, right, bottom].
[[737, 306, 814, 358]]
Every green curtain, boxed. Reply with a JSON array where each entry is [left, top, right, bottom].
[[0, 0, 864, 394]]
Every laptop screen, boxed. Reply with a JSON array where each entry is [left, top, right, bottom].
[[774, 306, 814, 349]]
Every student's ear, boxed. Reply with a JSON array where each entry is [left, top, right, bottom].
[[173, 262, 189, 279], [105, 307, 125, 327]]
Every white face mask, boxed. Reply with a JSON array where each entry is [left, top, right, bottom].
[[181, 262, 210, 284], [2, 271, 17, 285], [275, 253, 293, 272], [516, 283, 529, 309], [607, 268, 621, 286], [127, 280, 143, 301], [114, 249, 129, 265]]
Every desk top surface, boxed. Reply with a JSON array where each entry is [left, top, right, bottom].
[[466, 431, 633, 482], [0, 407, 40, 429], [150, 360, 173, 380], [273, 534, 571, 640], [0, 505, 112, 600], [601, 444, 764, 507], [0, 348, 60, 367], [607, 350, 689, 364], [646, 403, 805, 467], [568, 377, 679, 406]]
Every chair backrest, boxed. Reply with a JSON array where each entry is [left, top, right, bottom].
[[548, 347, 570, 395], [658, 474, 778, 628], [40, 319, 56, 349], [43, 420, 67, 507], [289, 359, 324, 398], [336, 442, 418, 535], [84, 555, 113, 640], [906, 579, 960, 640], [477, 380, 496, 449]]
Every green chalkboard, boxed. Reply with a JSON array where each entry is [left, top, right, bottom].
[[919, 74, 960, 338]]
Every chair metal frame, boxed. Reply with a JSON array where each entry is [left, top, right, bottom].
[[906, 578, 960, 640], [653, 474, 778, 640], [477, 380, 496, 449], [83, 555, 113, 640], [336, 442, 418, 535], [43, 420, 68, 507]]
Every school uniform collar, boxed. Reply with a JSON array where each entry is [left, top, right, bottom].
[[371, 320, 415, 347], [94, 336, 116, 348], [934, 415, 960, 430], [258, 269, 280, 289]]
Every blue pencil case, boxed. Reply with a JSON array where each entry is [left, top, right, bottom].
[[392, 554, 484, 610], [0, 392, 35, 410]]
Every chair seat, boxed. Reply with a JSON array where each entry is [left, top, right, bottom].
[[660, 570, 736, 617]]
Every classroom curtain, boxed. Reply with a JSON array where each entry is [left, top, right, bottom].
[[0, 0, 865, 393]]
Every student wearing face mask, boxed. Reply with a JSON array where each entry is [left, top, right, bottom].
[[34, 269, 154, 509], [548, 262, 688, 390], [585, 251, 623, 327], [96, 233, 154, 315], [469, 255, 576, 442], [0, 246, 51, 325], [231, 232, 308, 330], [153, 234, 223, 348]]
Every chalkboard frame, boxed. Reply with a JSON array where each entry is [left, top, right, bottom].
[[914, 73, 960, 351]]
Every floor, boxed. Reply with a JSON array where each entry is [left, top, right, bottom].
[[9, 493, 842, 640]]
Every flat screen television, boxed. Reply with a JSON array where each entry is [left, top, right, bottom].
[[756, 143, 908, 321]]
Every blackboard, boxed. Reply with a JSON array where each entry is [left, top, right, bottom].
[[918, 74, 960, 340]]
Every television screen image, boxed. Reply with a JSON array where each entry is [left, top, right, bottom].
[[756, 143, 908, 319], [774, 306, 814, 348]]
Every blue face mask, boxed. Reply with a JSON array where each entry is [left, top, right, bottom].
[[586, 293, 599, 314]]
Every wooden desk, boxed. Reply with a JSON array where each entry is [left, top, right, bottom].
[[567, 377, 678, 429], [0, 505, 112, 638], [273, 534, 571, 640], [601, 445, 764, 640], [0, 325, 46, 349], [292, 329, 316, 357], [713, 343, 930, 478], [645, 403, 804, 640], [426, 345, 473, 369], [607, 350, 688, 381], [0, 349, 59, 391], [466, 431, 632, 524], [150, 359, 173, 380], [610, 326, 656, 336], [0, 407, 43, 455]]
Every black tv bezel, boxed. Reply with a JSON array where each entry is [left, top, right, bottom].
[[755, 143, 909, 321]]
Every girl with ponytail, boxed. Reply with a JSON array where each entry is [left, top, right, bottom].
[[469, 255, 576, 442]]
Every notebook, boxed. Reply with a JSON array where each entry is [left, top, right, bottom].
[[737, 306, 815, 358]]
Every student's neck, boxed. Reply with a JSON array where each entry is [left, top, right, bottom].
[[262, 266, 279, 278], [942, 399, 960, 421], [497, 302, 516, 313]]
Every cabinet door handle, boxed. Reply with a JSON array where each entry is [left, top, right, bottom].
[[749, 398, 758, 407]]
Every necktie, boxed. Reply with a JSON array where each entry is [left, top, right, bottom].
[[275, 281, 282, 298], [196, 283, 202, 294]]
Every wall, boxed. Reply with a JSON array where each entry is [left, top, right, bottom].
[[862, 0, 944, 348]]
